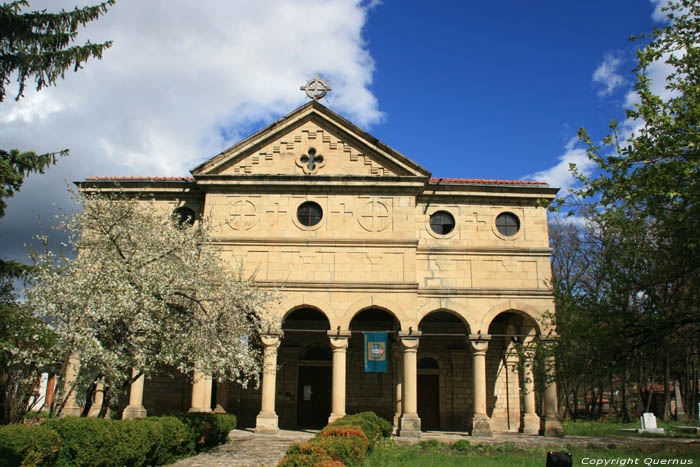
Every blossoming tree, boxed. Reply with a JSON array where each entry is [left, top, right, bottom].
[[26, 189, 278, 415]]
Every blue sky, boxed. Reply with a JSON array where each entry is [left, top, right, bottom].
[[0, 0, 668, 264]]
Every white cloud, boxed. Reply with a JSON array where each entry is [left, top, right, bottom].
[[524, 137, 596, 194], [593, 52, 626, 96], [0, 0, 383, 262], [650, 0, 671, 22]]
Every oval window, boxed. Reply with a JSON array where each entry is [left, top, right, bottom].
[[429, 211, 455, 235], [495, 212, 520, 236], [297, 201, 323, 227]]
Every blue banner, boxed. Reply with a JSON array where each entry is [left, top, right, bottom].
[[364, 332, 388, 373]]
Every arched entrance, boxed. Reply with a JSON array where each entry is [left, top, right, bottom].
[[486, 311, 539, 433], [280, 307, 331, 428], [417, 310, 471, 431], [347, 307, 400, 423]]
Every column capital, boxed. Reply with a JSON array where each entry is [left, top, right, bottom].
[[260, 331, 283, 348], [469, 334, 491, 354], [327, 330, 351, 350], [398, 331, 421, 351]]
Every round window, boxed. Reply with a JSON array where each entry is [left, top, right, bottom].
[[429, 211, 455, 235], [297, 201, 323, 227], [173, 206, 195, 228], [495, 212, 520, 236]]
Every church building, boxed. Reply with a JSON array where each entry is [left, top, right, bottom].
[[76, 80, 563, 437]]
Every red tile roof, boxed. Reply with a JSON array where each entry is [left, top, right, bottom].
[[83, 176, 547, 186], [429, 178, 547, 185], [85, 177, 195, 181]]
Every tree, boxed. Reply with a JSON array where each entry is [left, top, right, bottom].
[[25, 190, 278, 414], [0, 1, 116, 423], [0, 273, 56, 424], [0, 0, 115, 220], [563, 2, 700, 412]]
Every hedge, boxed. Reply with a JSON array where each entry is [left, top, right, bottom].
[[279, 411, 391, 467], [0, 425, 61, 467], [0, 413, 237, 467]]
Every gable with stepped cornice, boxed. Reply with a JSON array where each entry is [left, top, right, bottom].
[[191, 101, 430, 180]]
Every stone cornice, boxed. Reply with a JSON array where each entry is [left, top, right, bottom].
[[418, 288, 553, 297], [209, 237, 418, 248], [416, 246, 553, 256]]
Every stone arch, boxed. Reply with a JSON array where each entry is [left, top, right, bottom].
[[339, 296, 408, 330], [417, 307, 473, 334], [478, 301, 545, 336], [277, 295, 333, 327]]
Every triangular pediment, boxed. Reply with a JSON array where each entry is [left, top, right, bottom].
[[191, 102, 430, 179]]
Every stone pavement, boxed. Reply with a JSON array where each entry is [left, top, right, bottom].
[[169, 429, 316, 467], [170, 428, 699, 467]]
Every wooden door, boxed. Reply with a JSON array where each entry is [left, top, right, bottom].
[[297, 366, 332, 428], [417, 374, 440, 430]]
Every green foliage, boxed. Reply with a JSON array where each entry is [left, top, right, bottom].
[[326, 411, 392, 448], [0, 291, 57, 425], [0, 0, 115, 102], [451, 440, 471, 452], [31, 413, 236, 466], [167, 412, 237, 451], [283, 411, 390, 466], [0, 424, 61, 467], [141, 416, 191, 465], [0, 148, 68, 219]]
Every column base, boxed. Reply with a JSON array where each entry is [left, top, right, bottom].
[[398, 414, 422, 438], [471, 416, 493, 437], [255, 412, 279, 433], [328, 412, 345, 424], [521, 413, 540, 434], [213, 404, 227, 414], [189, 407, 213, 414], [122, 406, 147, 420], [540, 415, 565, 437]]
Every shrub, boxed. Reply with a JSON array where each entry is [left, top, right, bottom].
[[168, 413, 237, 451], [0, 424, 61, 467], [278, 451, 335, 467], [143, 416, 192, 464], [326, 411, 391, 449], [313, 435, 368, 466], [42, 417, 119, 466], [282, 412, 391, 466], [451, 439, 471, 452]]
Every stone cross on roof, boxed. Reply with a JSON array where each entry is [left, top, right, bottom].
[[300, 74, 331, 101]]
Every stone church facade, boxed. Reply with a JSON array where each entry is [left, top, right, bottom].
[[77, 101, 563, 437]]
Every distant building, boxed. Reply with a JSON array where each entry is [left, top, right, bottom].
[[76, 100, 563, 437]]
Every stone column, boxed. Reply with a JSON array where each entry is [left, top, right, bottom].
[[189, 370, 213, 413], [398, 331, 421, 437], [213, 382, 228, 414], [540, 341, 564, 437], [328, 330, 351, 424], [88, 380, 105, 418], [392, 342, 403, 432], [61, 353, 82, 417], [255, 331, 283, 432], [469, 334, 492, 437], [123, 370, 148, 419], [520, 344, 540, 434]]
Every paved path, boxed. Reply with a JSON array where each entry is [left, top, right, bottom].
[[169, 429, 316, 467], [170, 429, 699, 466]]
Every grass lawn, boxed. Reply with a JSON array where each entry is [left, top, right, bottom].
[[563, 418, 700, 438], [365, 439, 700, 467]]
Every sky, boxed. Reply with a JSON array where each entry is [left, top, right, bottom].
[[0, 0, 671, 265]]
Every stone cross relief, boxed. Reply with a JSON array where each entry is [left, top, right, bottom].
[[300, 148, 324, 172]]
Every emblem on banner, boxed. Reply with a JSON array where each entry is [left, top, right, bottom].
[[367, 341, 386, 361]]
